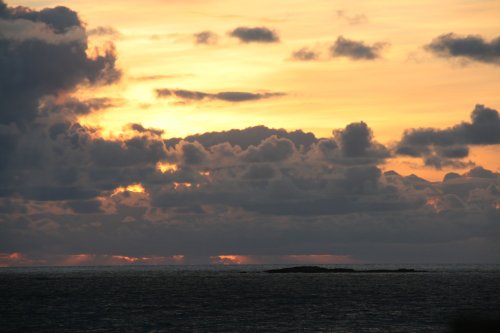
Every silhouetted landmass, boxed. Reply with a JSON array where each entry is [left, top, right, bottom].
[[264, 266, 424, 273]]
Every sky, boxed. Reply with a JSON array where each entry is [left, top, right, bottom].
[[0, 0, 499, 266]]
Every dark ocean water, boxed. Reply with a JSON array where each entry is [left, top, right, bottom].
[[1, 264, 499, 332]]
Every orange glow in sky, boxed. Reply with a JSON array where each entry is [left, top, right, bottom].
[[210, 254, 357, 265], [173, 182, 193, 190], [157, 162, 178, 173], [211, 255, 256, 265], [0, 253, 187, 267], [426, 197, 443, 213], [111, 183, 146, 196]]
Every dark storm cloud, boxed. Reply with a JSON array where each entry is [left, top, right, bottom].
[[242, 164, 276, 179], [420, 145, 474, 170], [241, 136, 296, 163], [0, 1, 121, 127], [330, 36, 386, 60], [90, 137, 167, 168], [179, 142, 209, 165], [2, 118, 500, 263], [331, 122, 390, 164], [396, 105, 500, 168], [39, 97, 118, 117], [66, 199, 103, 214], [19, 186, 100, 201], [423, 155, 474, 170], [0, 1, 122, 203], [426, 33, 500, 65], [229, 26, 280, 43], [440, 167, 499, 204], [164, 125, 317, 149], [291, 47, 320, 61], [155, 88, 285, 103], [193, 30, 218, 45], [1, 3, 80, 33], [338, 122, 372, 157], [467, 166, 498, 179], [150, 122, 394, 217], [436, 146, 469, 159]]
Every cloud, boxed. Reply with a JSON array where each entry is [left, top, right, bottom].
[[2, 3, 81, 33], [330, 122, 390, 164], [338, 122, 372, 157], [336, 10, 368, 25], [193, 30, 218, 45], [229, 26, 279, 43], [155, 88, 285, 103], [0, 2, 121, 127], [1, 117, 499, 262], [467, 166, 497, 179], [240, 135, 296, 163], [39, 97, 119, 117], [156, 88, 208, 100], [330, 36, 387, 60], [291, 47, 320, 61], [88, 26, 122, 38], [1, 1, 499, 265], [0, 2, 122, 201], [396, 104, 500, 168], [426, 33, 500, 65], [128, 123, 164, 137], [89, 136, 167, 169], [216, 91, 285, 102], [164, 125, 317, 149], [0, 18, 85, 44], [66, 199, 103, 214]]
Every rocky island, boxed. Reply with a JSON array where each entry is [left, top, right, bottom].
[[264, 266, 424, 273]]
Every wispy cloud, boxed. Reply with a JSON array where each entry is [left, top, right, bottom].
[[155, 88, 286, 103]]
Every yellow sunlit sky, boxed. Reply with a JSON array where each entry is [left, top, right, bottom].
[[13, 0, 500, 179]]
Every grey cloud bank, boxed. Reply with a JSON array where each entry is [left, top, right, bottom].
[[396, 104, 500, 168]]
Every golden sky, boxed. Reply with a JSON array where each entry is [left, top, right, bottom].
[[12, 3, 497, 123], [11, 1, 500, 180]]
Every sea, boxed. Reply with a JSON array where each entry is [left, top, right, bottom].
[[1, 264, 499, 332]]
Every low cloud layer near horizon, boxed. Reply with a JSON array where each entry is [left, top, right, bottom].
[[0, 1, 499, 266]]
